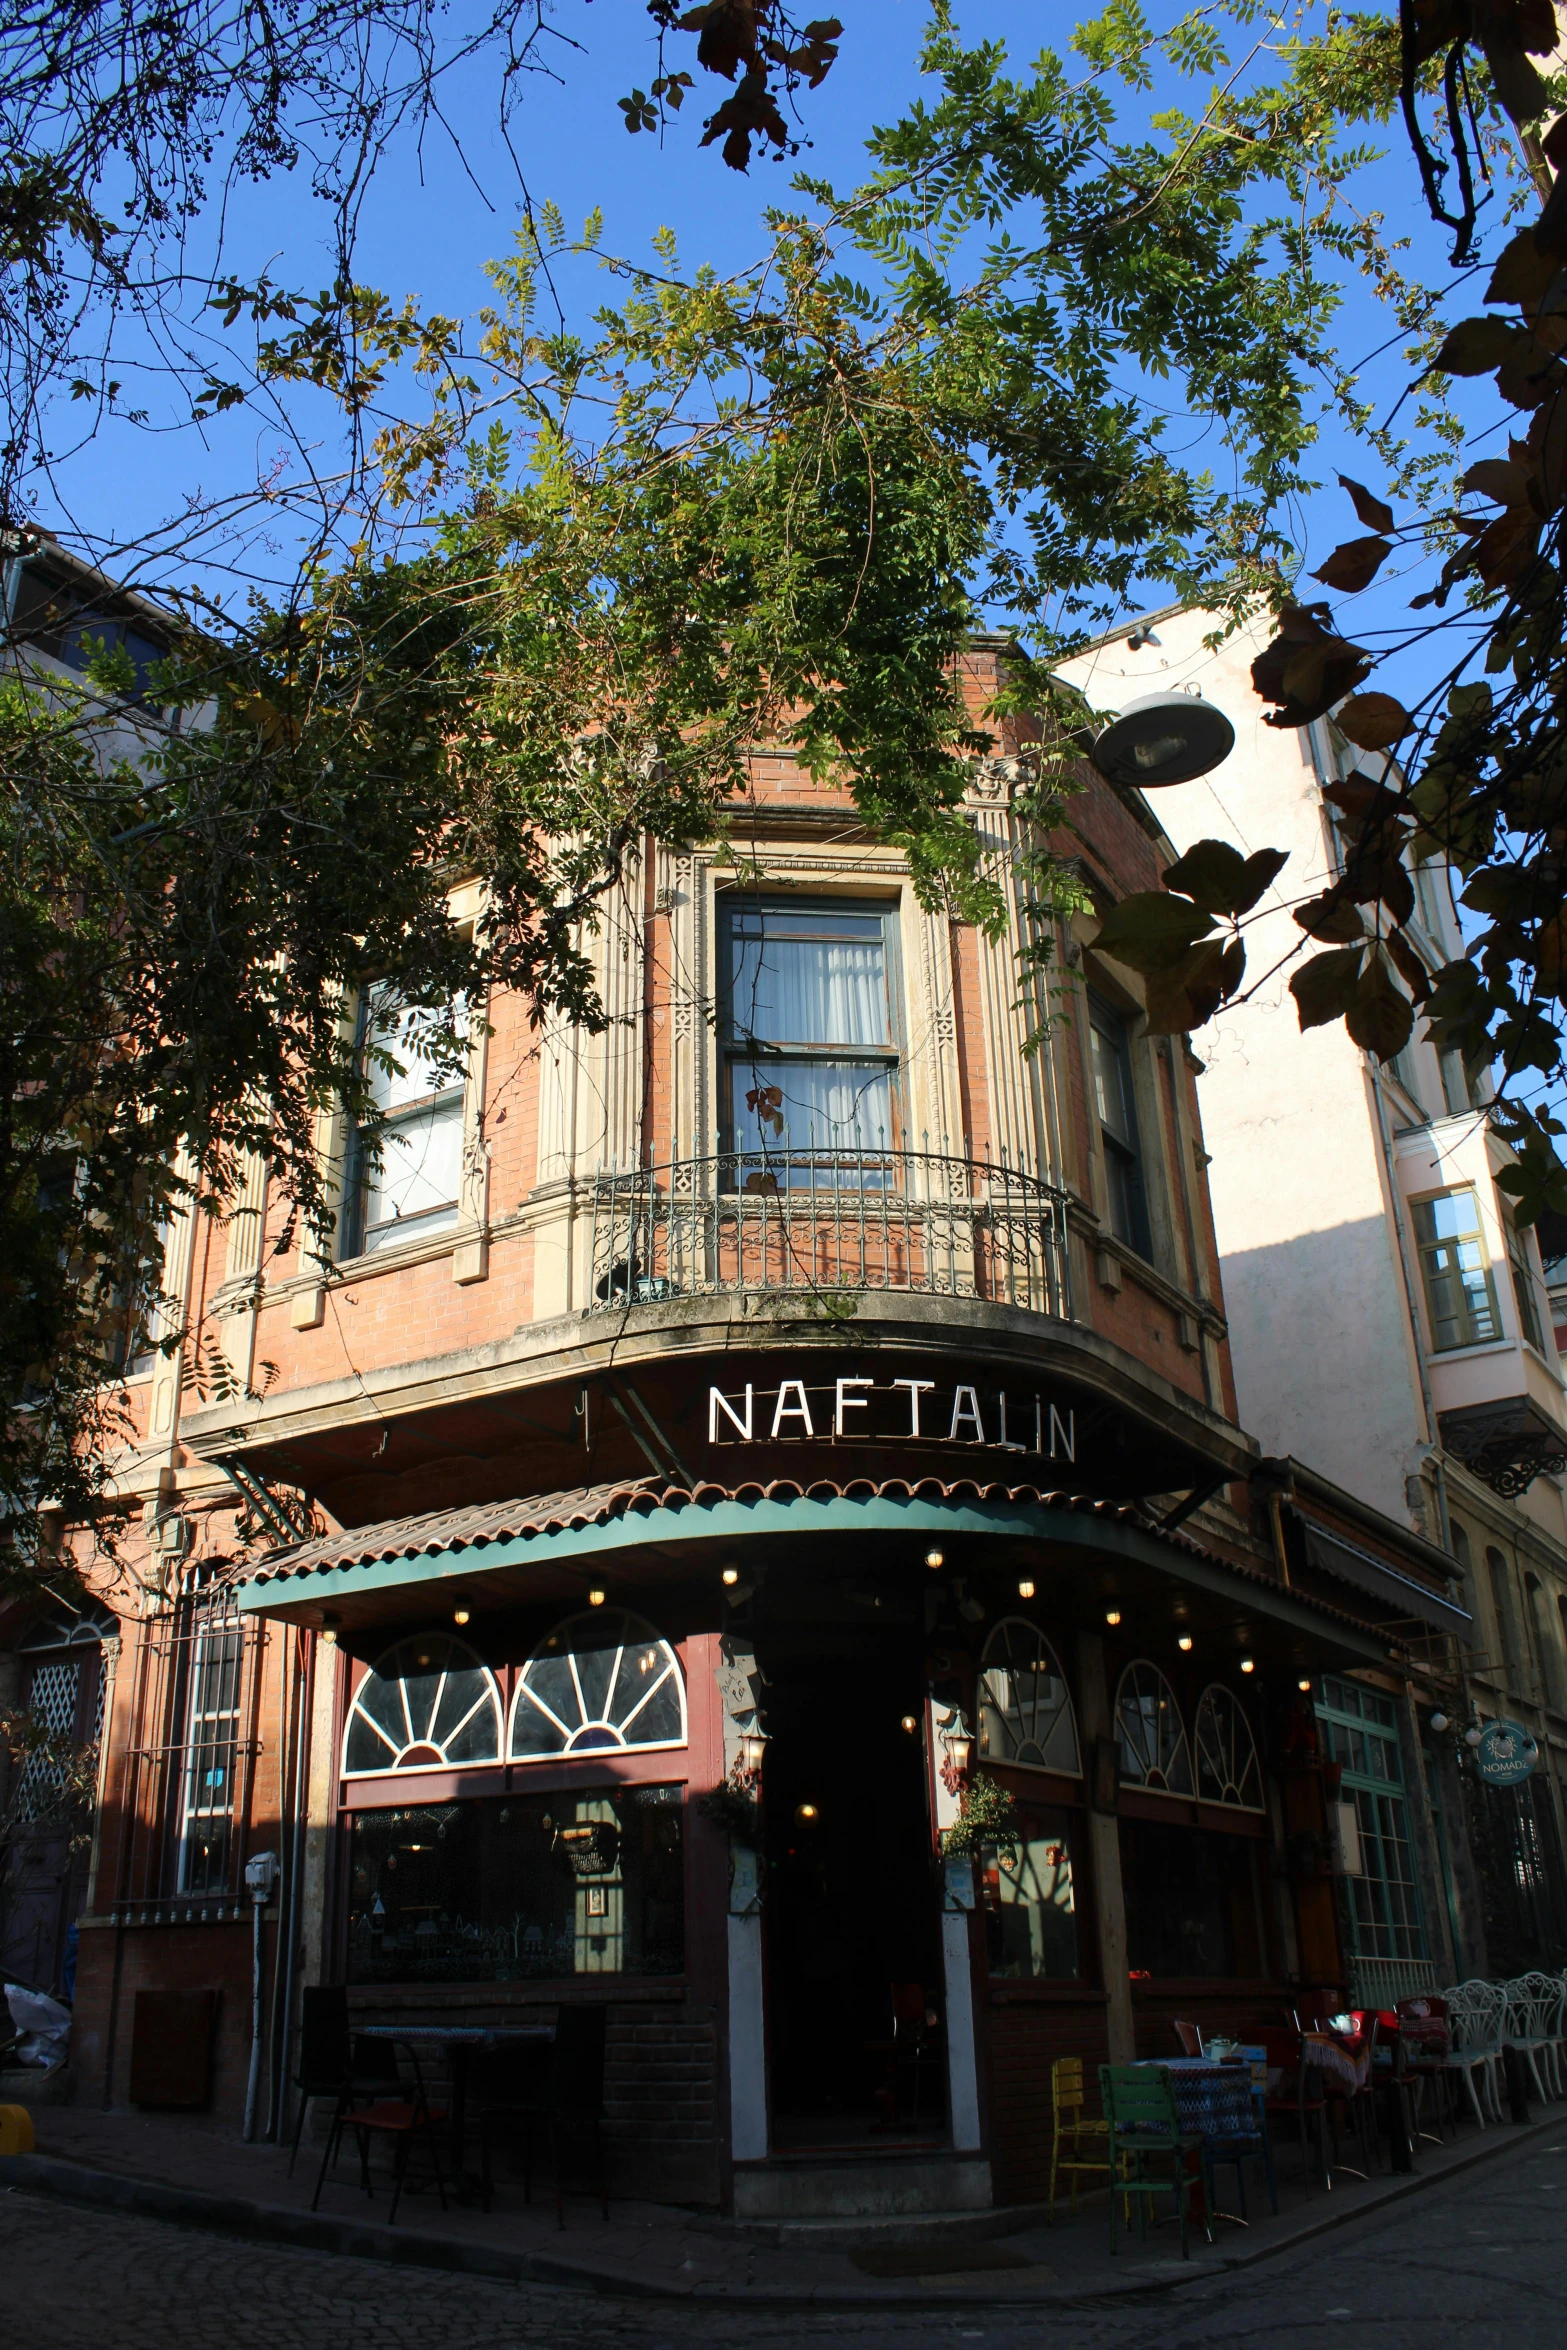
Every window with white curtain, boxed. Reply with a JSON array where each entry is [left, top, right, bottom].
[[720, 897, 901, 1177], [343, 985, 468, 1257]]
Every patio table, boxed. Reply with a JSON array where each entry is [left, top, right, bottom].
[[356, 2022, 555, 2198], [1127, 2059, 1259, 2225]]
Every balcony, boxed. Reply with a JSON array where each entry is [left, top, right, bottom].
[[586, 1148, 1074, 1321]]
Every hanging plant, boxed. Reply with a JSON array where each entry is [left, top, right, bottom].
[[941, 1772, 1021, 1857], [698, 1779, 761, 1849]]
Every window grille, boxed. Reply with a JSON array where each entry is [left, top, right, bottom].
[[1193, 1685, 1264, 1811], [976, 1620, 1080, 1774], [1317, 1676, 1427, 1967], [107, 1570, 264, 1922], [344, 1634, 502, 1776], [510, 1612, 686, 1761], [14, 1657, 83, 1821], [1115, 1661, 1193, 1795]]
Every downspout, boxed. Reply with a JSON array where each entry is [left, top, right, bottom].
[[1367, 1060, 1455, 1558]]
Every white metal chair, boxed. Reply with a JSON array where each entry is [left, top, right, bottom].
[[1529, 1972, 1566, 2099], [1437, 1982, 1504, 2126], [1505, 1975, 1559, 2103]]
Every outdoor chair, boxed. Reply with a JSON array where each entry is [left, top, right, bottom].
[[1538, 1972, 1567, 2098], [1393, 1995, 1451, 2146], [1258, 2027, 1331, 2191], [474, 2038, 554, 2210], [1437, 1983, 1504, 2127], [285, 1986, 388, 2179], [1047, 2055, 1111, 2221], [1502, 1976, 1554, 2105], [479, 2005, 608, 2229], [1098, 2064, 1210, 2259], [311, 2033, 449, 2226], [1172, 2020, 1204, 2057]]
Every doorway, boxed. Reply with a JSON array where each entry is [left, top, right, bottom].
[[756, 1594, 944, 2149]]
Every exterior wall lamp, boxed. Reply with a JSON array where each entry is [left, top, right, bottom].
[[938, 1707, 974, 1794], [1091, 689, 1235, 789]]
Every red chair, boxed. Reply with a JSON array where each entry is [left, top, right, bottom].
[[1260, 2026, 1332, 2191], [311, 2035, 449, 2225]]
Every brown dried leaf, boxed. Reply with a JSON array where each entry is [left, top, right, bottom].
[[1496, 313, 1567, 410], [1462, 457, 1530, 502], [1386, 929, 1433, 1005], [1294, 890, 1366, 944], [1337, 692, 1411, 752], [1338, 475, 1395, 533], [1290, 945, 1365, 1031], [1471, 506, 1543, 589], [1485, 228, 1559, 311], [1346, 953, 1414, 1060], [1435, 316, 1525, 376], [1312, 535, 1393, 592], [1251, 602, 1373, 729]]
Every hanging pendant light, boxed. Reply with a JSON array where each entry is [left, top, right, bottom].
[[1091, 690, 1235, 788]]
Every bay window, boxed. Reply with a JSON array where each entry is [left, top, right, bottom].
[[1412, 1188, 1500, 1350], [720, 897, 901, 1177]]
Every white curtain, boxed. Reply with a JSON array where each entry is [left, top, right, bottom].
[[729, 917, 889, 1046]]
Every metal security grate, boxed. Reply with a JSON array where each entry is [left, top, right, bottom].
[[15, 1657, 82, 1819]]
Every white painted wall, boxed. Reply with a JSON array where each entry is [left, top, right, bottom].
[[1060, 609, 1430, 1524]]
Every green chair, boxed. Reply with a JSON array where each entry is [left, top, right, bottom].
[[1098, 2064, 1211, 2259]]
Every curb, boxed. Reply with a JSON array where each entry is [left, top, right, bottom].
[[3, 2109, 1563, 2312]]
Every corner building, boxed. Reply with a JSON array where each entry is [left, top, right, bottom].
[[63, 645, 1447, 2218]]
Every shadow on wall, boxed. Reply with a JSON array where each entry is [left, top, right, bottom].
[[1212, 1220, 1419, 1520]]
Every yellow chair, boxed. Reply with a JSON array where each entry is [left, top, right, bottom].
[[1048, 2055, 1111, 2220]]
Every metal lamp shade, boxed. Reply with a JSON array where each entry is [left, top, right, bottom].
[[1091, 691, 1236, 787]]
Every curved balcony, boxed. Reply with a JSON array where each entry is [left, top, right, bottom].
[[586, 1147, 1074, 1321]]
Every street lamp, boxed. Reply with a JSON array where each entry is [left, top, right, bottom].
[[1091, 690, 1235, 789]]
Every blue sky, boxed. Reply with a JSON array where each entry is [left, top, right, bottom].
[[40, 0, 1508, 693]]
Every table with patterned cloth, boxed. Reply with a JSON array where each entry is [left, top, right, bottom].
[[1127, 2058, 1257, 2140]]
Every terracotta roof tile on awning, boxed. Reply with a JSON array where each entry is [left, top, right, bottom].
[[239, 1475, 1389, 1647]]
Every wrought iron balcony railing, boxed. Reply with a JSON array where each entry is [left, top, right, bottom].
[[586, 1147, 1074, 1320]]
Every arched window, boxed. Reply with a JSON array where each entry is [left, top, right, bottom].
[[509, 1611, 686, 1761], [1193, 1686, 1264, 1810], [977, 1619, 1080, 1775], [343, 1634, 502, 1775], [1115, 1662, 1193, 1795]]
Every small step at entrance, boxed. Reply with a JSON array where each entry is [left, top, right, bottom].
[[722, 2197, 1051, 2253], [733, 2149, 993, 2224]]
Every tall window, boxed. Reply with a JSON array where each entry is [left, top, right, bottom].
[[1412, 1188, 1500, 1350], [1115, 1661, 1193, 1794], [720, 898, 901, 1172], [176, 1591, 247, 1894], [344, 986, 467, 1257], [1088, 994, 1150, 1257], [1504, 1216, 1545, 1352], [1316, 1676, 1426, 1967], [976, 1621, 1080, 1774]]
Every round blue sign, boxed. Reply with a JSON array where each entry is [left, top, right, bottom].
[[1474, 1719, 1538, 1786]]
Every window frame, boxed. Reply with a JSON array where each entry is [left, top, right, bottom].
[[1410, 1185, 1503, 1352], [339, 984, 473, 1262], [173, 1586, 250, 1896], [508, 1610, 688, 1764], [1114, 1659, 1194, 1797], [1087, 990, 1152, 1260], [1503, 1213, 1547, 1353], [716, 892, 905, 1171], [975, 1619, 1081, 1777], [1315, 1675, 1428, 1968]]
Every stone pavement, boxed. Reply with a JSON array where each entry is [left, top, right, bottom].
[[3, 2127, 1565, 2350], [1, 2085, 1565, 2308]]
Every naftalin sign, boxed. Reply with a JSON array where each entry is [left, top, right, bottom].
[[707, 1375, 1076, 1460]]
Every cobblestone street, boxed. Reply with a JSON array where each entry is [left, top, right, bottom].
[[5, 2133, 1564, 2350]]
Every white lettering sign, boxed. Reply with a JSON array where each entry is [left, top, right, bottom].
[[705, 1376, 1077, 1460]]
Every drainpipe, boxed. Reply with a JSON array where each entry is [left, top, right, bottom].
[[1367, 1060, 1455, 1556]]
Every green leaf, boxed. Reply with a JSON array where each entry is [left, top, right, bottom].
[[1345, 954, 1414, 1060], [1290, 945, 1365, 1030], [1091, 890, 1215, 977]]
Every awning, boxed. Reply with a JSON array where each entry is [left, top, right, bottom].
[[236, 1475, 1393, 1662], [1299, 1522, 1471, 1635]]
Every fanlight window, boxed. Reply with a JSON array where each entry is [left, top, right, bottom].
[[1115, 1662, 1193, 1796], [509, 1611, 686, 1761], [344, 1635, 502, 1775], [977, 1620, 1081, 1775], [1194, 1685, 1264, 1810]]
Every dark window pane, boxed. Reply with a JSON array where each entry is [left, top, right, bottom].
[[346, 1789, 686, 1983], [1120, 1817, 1266, 1978]]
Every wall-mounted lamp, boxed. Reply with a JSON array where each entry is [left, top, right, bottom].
[[938, 1707, 974, 1794], [1428, 1711, 1449, 1734], [1018, 1579, 1036, 1600], [1464, 1724, 1483, 1748], [1105, 1608, 1122, 1628], [900, 1714, 920, 1735], [925, 1548, 945, 1571], [740, 1731, 768, 1773]]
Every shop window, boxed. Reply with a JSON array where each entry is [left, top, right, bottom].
[[347, 1786, 686, 1983], [980, 1809, 1080, 1979], [1316, 1677, 1427, 1967], [719, 896, 902, 1176], [1193, 1686, 1264, 1811], [1115, 1661, 1193, 1795], [1411, 1188, 1501, 1350], [1088, 993, 1151, 1259], [976, 1620, 1080, 1775], [509, 1611, 685, 1761], [343, 1634, 503, 1776], [1120, 1815, 1267, 1978], [342, 985, 468, 1257]]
